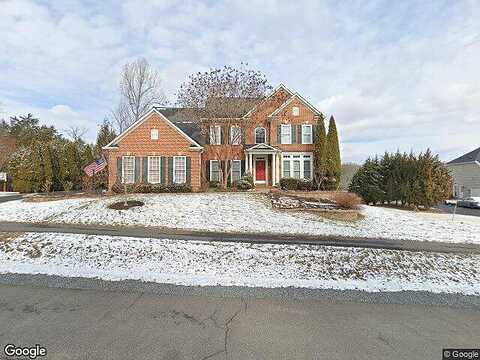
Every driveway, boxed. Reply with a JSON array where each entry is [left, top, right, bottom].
[[0, 277, 479, 360], [438, 203, 480, 217]]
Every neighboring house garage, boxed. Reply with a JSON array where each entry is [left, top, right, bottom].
[[446, 146, 480, 198]]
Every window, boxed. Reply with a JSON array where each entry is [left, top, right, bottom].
[[148, 156, 161, 184], [122, 156, 135, 184], [150, 128, 159, 140], [230, 126, 242, 145], [281, 124, 291, 144], [283, 159, 290, 178], [231, 160, 241, 182], [302, 124, 312, 144], [282, 153, 313, 179], [173, 156, 186, 184], [210, 160, 220, 182], [292, 106, 300, 116], [293, 160, 301, 179], [209, 126, 221, 145], [304, 159, 311, 179], [255, 127, 266, 144]]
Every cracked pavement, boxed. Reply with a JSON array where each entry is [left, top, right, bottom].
[[1, 281, 479, 360]]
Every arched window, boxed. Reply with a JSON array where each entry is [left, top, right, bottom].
[[255, 127, 266, 144]]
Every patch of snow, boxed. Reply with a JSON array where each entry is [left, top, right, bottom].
[[0, 193, 479, 244], [0, 232, 479, 295], [0, 192, 19, 197]]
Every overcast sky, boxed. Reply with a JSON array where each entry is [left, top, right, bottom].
[[1, 0, 479, 163]]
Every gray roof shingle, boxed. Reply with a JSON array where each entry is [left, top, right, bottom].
[[447, 146, 480, 164]]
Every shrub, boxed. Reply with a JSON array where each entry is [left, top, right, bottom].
[[151, 184, 167, 193], [242, 173, 254, 188], [236, 179, 253, 190], [111, 182, 135, 194], [134, 183, 152, 193], [330, 192, 361, 210], [209, 180, 221, 188], [280, 177, 299, 190], [298, 179, 315, 191], [168, 183, 192, 193]]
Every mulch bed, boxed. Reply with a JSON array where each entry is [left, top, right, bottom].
[[108, 200, 144, 210]]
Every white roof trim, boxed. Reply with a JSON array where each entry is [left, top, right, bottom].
[[245, 143, 281, 152], [103, 108, 202, 150], [446, 160, 480, 167], [242, 84, 294, 118], [268, 93, 322, 117]]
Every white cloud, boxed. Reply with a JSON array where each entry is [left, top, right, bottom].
[[0, 0, 479, 163]]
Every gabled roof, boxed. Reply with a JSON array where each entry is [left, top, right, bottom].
[[242, 84, 294, 118], [268, 93, 322, 117], [447, 146, 480, 165], [103, 108, 203, 150]]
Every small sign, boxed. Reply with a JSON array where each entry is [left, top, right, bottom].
[[0, 172, 6, 181]]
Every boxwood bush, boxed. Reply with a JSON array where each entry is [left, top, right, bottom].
[[279, 178, 314, 191], [112, 182, 191, 194]]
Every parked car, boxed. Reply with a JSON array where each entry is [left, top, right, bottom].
[[457, 197, 480, 209], [444, 199, 457, 205]]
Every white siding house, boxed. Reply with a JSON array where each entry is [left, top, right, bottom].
[[446, 147, 480, 198]]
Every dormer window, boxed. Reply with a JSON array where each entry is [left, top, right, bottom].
[[151, 128, 159, 140], [292, 106, 300, 116], [255, 127, 266, 144]]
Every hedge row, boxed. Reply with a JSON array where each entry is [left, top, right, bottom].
[[111, 182, 192, 194], [279, 177, 315, 191]]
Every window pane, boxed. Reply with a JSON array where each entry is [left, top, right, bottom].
[[123, 157, 135, 184], [210, 161, 220, 181], [283, 160, 290, 178], [174, 157, 186, 184], [151, 129, 159, 140], [231, 126, 241, 145], [255, 128, 265, 144], [210, 126, 221, 145], [232, 161, 241, 181], [293, 160, 301, 179], [281, 125, 291, 144], [304, 160, 311, 179], [302, 125, 312, 144], [148, 157, 160, 183]]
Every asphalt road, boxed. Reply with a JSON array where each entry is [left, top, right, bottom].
[[0, 278, 479, 360], [0, 194, 22, 204], [2, 220, 480, 254], [438, 203, 480, 217]]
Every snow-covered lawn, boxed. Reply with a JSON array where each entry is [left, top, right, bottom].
[[0, 232, 479, 295], [0, 193, 479, 244]]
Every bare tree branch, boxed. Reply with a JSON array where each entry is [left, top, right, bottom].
[[112, 58, 167, 133], [176, 64, 272, 187], [64, 126, 87, 142]]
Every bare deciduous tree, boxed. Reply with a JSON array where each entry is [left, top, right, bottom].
[[176, 64, 271, 187], [112, 58, 167, 132], [64, 126, 87, 143]]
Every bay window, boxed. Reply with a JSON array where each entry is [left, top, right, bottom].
[[281, 153, 313, 180]]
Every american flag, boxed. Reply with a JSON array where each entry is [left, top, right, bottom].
[[84, 158, 107, 177]]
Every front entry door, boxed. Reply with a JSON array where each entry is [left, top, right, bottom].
[[256, 160, 266, 182]]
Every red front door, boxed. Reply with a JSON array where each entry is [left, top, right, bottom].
[[256, 160, 266, 181]]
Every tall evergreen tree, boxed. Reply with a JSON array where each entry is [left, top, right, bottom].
[[95, 119, 116, 157], [326, 115, 341, 189], [313, 113, 327, 189]]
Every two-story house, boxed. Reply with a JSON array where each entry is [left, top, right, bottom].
[[103, 84, 323, 192]]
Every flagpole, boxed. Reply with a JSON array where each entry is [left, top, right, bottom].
[[92, 168, 95, 193]]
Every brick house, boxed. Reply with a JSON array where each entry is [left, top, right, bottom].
[[103, 84, 324, 192]]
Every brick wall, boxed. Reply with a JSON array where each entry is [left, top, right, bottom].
[[106, 112, 202, 191]]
